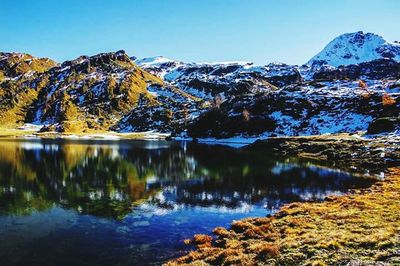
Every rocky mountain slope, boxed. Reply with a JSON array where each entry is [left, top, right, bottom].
[[0, 31, 399, 138], [185, 78, 399, 138], [0, 51, 204, 133]]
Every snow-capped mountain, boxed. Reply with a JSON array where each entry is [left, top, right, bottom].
[[307, 31, 400, 67], [0, 31, 399, 137]]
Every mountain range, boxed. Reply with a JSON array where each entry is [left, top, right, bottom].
[[1, 31, 399, 138]]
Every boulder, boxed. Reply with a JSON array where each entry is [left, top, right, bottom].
[[367, 117, 400, 134]]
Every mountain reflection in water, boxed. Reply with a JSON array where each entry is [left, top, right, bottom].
[[0, 139, 375, 265]]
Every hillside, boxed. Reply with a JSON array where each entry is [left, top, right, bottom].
[[0, 51, 204, 133], [0, 52, 57, 127]]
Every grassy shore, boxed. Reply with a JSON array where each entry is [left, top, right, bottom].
[[0, 127, 170, 140], [168, 168, 400, 265]]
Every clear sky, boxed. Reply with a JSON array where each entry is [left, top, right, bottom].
[[1, 0, 399, 65]]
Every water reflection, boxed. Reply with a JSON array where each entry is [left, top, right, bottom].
[[0, 140, 373, 218], [0, 139, 376, 265]]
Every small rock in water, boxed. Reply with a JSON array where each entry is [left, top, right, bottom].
[[132, 221, 150, 227]]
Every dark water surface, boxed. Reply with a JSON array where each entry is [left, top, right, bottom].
[[0, 139, 376, 265]]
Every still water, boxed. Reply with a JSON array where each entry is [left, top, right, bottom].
[[0, 139, 375, 265]]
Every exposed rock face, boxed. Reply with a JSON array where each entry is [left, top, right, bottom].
[[0, 53, 57, 127], [0, 52, 56, 79], [312, 59, 400, 80], [29, 51, 160, 130], [111, 84, 203, 133], [367, 117, 400, 134]]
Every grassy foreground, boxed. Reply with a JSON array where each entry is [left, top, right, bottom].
[[168, 168, 400, 265]]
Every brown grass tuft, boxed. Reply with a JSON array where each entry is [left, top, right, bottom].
[[382, 93, 396, 107], [192, 234, 213, 248]]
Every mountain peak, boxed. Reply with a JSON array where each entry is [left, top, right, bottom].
[[0, 52, 57, 78], [58, 51, 135, 75], [307, 31, 400, 67]]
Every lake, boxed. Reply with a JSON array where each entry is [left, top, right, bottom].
[[0, 139, 376, 265]]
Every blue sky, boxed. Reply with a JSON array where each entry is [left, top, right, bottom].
[[1, 0, 399, 65]]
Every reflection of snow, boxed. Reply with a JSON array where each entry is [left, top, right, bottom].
[[298, 190, 342, 201], [270, 163, 297, 175], [135, 199, 254, 217], [20, 142, 44, 150]]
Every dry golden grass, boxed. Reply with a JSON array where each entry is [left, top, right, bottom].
[[0, 88, 39, 127], [0, 128, 37, 138], [167, 168, 400, 265]]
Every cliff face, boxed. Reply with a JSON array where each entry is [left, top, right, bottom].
[[26, 51, 163, 132]]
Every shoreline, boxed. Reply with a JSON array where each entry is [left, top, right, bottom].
[[167, 167, 400, 265], [0, 128, 171, 141]]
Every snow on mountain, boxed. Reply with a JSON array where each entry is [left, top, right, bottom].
[[135, 57, 302, 100], [134, 56, 180, 67], [134, 56, 184, 78], [307, 31, 400, 67], [186, 78, 400, 139]]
